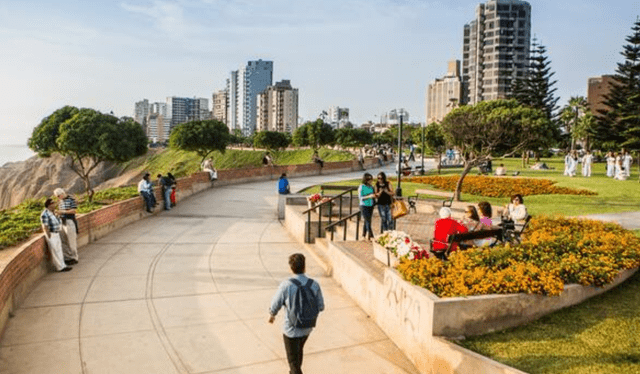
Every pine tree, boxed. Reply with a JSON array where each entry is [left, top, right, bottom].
[[596, 18, 640, 148], [510, 39, 560, 121]]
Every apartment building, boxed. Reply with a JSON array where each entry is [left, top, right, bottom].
[[426, 60, 463, 123], [256, 80, 299, 133]]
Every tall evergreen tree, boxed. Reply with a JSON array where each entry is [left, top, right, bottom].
[[510, 39, 560, 121], [596, 18, 640, 149]]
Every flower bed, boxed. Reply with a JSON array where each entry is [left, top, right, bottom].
[[396, 216, 640, 297], [407, 175, 596, 197]]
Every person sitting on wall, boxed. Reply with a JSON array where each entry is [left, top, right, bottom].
[[312, 151, 324, 168], [431, 207, 468, 260], [278, 173, 291, 195]]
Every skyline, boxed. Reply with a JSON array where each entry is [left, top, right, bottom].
[[1, 0, 639, 146]]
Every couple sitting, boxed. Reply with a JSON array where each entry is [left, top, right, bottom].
[[431, 202, 498, 259]]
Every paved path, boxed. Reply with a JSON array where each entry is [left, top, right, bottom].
[[0, 165, 419, 374], [583, 212, 640, 230]]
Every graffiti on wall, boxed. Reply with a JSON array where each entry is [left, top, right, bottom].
[[383, 271, 432, 339]]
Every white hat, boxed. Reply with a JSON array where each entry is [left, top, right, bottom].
[[439, 207, 452, 218]]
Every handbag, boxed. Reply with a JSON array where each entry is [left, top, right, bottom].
[[391, 199, 408, 219]]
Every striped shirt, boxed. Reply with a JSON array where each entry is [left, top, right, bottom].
[[40, 209, 61, 233], [58, 196, 77, 213]]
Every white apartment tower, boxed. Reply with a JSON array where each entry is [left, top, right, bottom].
[[462, 0, 531, 104], [256, 80, 299, 133], [212, 89, 228, 125], [426, 60, 462, 123], [134, 99, 150, 126], [227, 60, 274, 135], [328, 106, 350, 128]]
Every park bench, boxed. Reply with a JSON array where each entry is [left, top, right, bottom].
[[501, 215, 532, 244], [407, 189, 454, 213], [430, 228, 504, 259]]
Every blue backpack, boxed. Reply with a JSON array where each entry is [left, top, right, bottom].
[[288, 278, 319, 328]]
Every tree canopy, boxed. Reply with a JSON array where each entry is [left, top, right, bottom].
[[253, 130, 290, 151], [335, 128, 373, 148], [169, 119, 230, 164], [441, 99, 549, 200], [292, 119, 335, 149], [28, 106, 148, 201], [423, 122, 447, 173], [597, 18, 640, 152]]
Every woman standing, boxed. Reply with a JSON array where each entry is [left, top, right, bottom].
[[606, 152, 615, 177], [375, 172, 394, 233], [358, 173, 376, 240]]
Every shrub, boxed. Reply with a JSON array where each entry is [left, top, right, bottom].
[[396, 216, 640, 297], [407, 175, 596, 198]]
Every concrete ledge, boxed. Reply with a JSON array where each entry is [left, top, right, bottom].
[[432, 267, 638, 337]]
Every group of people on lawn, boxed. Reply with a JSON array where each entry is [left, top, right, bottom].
[[563, 150, 632, 179]]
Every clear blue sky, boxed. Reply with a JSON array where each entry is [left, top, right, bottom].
[[1, 0, 638, 145]]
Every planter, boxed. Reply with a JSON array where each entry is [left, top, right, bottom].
[[372, 242, 399, 267]]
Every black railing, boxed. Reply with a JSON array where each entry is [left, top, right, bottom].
[[324, 211, 362, 241], [302, 186, 357, 243]]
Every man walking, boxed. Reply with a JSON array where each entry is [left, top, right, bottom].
[[40, 198, 72, 272], [269, 253, 324, 374], [54, 188, 79, 265], [138, 173, 155, 213]]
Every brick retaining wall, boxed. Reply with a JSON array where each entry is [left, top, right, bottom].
[[0, 158, 376, 342]]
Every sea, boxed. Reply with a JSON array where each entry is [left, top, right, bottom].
[[0, 145, 35, 167]]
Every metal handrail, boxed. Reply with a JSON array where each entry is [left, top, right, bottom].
[[302, 186, 357, 243], [324, 210, 362, 241]]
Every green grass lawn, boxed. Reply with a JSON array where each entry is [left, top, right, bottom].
[[303, 157, 640, 216], [458, 270, 640, 374]]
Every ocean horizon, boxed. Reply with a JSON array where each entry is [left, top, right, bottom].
[[0, 144, 35, 167]]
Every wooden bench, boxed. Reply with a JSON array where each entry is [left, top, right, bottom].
[[500, 215, 532, 244], [430, 228, 504, 259], [407, 189, 454, 213]]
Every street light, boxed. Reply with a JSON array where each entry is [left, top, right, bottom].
[[421, 122, 425, 175], [396, 110, 404, 197]]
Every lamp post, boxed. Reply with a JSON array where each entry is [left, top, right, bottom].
[[421, 122, 425, 175], [396, 111, 404, 197]]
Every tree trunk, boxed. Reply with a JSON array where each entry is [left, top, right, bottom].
[[454, 162, 474, 201], [535, 151, 541, 162], [521, 153, 526, 168], [437, 152, 441, 174], [83, 175, 94, 202]]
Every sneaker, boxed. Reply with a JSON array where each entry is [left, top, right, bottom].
[[66, 259, 78, 265], [59, 267, 73, 272]]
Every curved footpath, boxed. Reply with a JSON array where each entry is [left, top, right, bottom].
[[0, 165, 420, 374]]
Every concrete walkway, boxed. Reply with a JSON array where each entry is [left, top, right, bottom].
[[0, 165, 420, 374]]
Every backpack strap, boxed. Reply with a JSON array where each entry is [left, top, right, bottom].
[[290, 278, 302, 287], [304, 279, 314, 288]]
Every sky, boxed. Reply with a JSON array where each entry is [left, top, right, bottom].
[[1, 0, 639, 146]]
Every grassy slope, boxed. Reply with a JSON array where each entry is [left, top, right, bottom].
[[120, 147, 354, 179]]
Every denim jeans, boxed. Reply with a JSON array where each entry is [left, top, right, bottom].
[[378, 204, 393, 233], [360, 205, 374, 239], [140, 192, 154, 212], [283, 334, 309, 374], [163, 188, 172, 210]]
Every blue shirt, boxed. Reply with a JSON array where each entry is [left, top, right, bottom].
[[270, 273, 325, 338], [278, 177, 290, 194], [358, 184, 375, 207]]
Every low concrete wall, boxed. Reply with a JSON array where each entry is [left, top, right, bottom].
[[432, 268, 638, 337], [326, 240, 526, 374]]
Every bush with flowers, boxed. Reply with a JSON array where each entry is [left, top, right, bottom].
[[396, 216, 640, 297], [307, 193, 323, 204], [407, 175, 596, 198], [375, 231, 430, 260]]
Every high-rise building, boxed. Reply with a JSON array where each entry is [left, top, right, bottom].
[[166, 97, 209, 128], [462, 0, 531, 105], [426, 60, 462, 123], [256, 80, 299, 133], [381, 109, 409, 125], [328, 106, 350, 128], [212, 89, 228, 125], [587, 75, 615, 116], [227, 60, 274, 135], [134, 99, 150, 126]]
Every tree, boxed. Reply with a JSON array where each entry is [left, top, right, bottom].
[[169, 119, 230, 164], [28, 107, 148, 201], [372, 130, 395, 146], [423, 122, 447, 174], [597, 19, 640, 153], [293, 120, 335, 149], [441, 100, 548, 200], [335, 128, 373, 149], [253, 131, 290, 151], [510, 40, 561, 162]]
